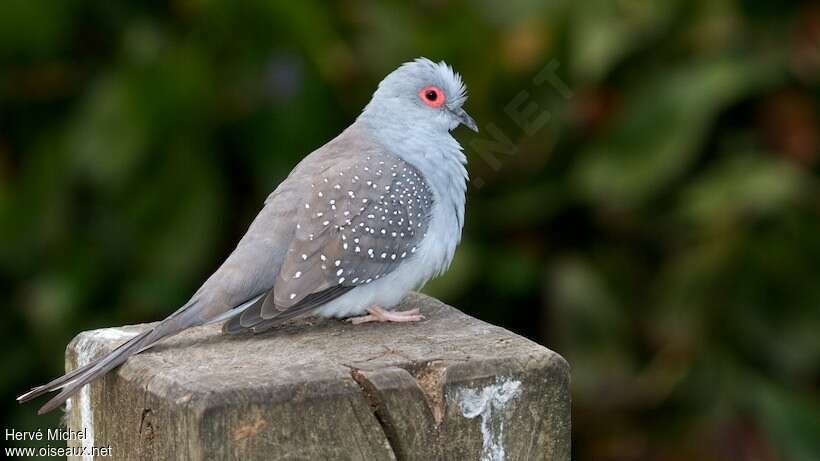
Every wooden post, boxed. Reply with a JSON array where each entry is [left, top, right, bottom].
[[64, 293, 570, 460]]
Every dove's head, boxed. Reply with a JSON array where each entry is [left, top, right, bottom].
[[359, 58, 477, 135]]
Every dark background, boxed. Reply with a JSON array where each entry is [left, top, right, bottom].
[[2, 1, 819, 460]]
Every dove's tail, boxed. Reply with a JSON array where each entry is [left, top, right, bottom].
[[17, 299, 207, 415]]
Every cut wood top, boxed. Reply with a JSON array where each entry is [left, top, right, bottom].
[[66, 292, 571, 460], [69, 292, 566, 407]]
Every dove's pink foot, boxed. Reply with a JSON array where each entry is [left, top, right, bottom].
[[348, 306, 425, 324]]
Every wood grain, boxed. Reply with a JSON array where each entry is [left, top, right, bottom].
[[65, 293, 570, 460]]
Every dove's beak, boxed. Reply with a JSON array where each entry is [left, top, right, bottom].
[[451, 107, 479, 132]]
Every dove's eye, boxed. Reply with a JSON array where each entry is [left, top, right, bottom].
[[419, 86, 445, 108]]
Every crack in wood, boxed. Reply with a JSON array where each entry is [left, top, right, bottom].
[[349, 368, 404, 460], [402, 360, 447, 427], [138, 408, 154, 442]]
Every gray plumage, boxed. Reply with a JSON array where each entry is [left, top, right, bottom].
[[18, 57, 476, 414]]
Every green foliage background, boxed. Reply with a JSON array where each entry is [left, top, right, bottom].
[[2, 1, 819, 459]]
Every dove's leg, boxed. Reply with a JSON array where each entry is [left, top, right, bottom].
[[348, 306, 424, 324]]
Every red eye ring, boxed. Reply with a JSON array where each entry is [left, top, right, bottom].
[[419, 85, 445, 108]]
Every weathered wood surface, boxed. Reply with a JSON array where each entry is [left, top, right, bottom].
[[65, 293, 570, 460]]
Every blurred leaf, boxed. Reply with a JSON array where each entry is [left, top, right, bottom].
[[487, 246, 541, 296], [753, 380, 820, 461], [549, 257, 639, 406], [570, 0, 678, 84], [0, 0, 75, 59], [550, 256, 627, 350], [573, 57, 780, 209], [67, 75, 149, 188], [680, 152, 807, 227]]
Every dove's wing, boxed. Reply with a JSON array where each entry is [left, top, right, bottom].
[[224, 136, 434, 333]]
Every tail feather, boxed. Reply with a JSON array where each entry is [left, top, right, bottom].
[[18, 293, 272, 414], [16, 361, 99, 404], [18, 298, 203, 414], [30, 330, 154, 414], [203, 292, 264, 326]]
